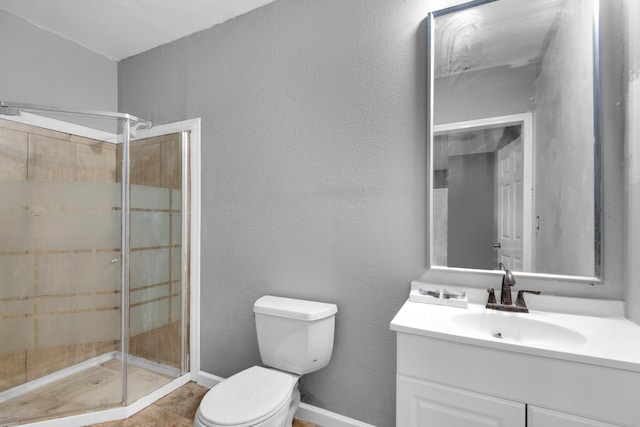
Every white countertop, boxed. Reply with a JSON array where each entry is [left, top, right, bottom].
[[391, 287, 640, 373]]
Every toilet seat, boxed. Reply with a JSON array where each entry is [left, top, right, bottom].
[[197, 366, 299, 427]]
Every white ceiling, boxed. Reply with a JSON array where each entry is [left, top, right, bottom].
[[434, 0, 564, 76], [0, 0, 278, 61]]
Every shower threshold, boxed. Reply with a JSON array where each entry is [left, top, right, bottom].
[[0, 352, 188, 426]]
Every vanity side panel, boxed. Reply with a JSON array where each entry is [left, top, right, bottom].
[[396, 333, 639, 427]]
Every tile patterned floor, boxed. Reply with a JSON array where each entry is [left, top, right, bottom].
[[91, 381, 319, 427]]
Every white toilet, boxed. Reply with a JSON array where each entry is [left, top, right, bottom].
[[194, 295, 338, 427]]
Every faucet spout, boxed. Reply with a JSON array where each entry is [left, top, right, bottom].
[[499, 263, 516, 306], [486, 264, 538, 313]]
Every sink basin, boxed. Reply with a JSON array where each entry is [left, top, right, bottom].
[[450, 311, 587, 347], [392, 293, 640, 373]]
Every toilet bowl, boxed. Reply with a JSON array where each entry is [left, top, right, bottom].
[[194, 296, 337, 427], [194, 366, 300, 427]]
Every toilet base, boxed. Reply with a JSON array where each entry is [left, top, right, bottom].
[[285, 386, 301, 425]]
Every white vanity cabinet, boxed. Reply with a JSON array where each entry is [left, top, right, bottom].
[[394, 329, 639, 427]]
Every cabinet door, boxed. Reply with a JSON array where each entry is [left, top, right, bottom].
[[528, 406, 619, 427], [397, 375, 526, 427]]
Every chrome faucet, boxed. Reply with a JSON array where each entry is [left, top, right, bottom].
[[486, 263, 540, 313]]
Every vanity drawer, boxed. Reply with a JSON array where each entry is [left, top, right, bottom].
[[528, 406, 620, 427]]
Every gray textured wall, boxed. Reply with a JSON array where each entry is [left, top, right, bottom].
[[598, 1, 626, 300], [119, 0, 429, 424], [625, 0, 640, 323], [0, 10, 117, 112], [534, 0, 595, 277]]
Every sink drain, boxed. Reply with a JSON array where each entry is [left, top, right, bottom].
[[88, 378, 106, 387]]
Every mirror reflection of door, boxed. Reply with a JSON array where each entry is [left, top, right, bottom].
[[433, 115, 533, 271], [496, 134, 524, 271]]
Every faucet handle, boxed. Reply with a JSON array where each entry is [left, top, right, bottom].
[[486, 288, 497, 304], [515, 290, 541, 309]]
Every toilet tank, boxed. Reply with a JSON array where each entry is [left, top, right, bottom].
[[253, 296, 338, 375]]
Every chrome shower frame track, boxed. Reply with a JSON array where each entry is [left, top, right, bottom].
[[0, 101, 152, 127]]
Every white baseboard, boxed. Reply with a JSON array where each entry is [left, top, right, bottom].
[[194, 370, 376, 427], [193, 370, 225, 388], [296, 403, 376, 427]]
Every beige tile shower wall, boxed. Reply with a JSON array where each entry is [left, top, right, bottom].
[[0, 118, 120, 392], [117, 134, 182, 189], [127, 133, 183, 367], [0, 124, 28, 179]]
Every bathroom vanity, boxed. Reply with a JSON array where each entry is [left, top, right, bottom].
[[390, 285, 640, 427], [399, 0, 640, 423]]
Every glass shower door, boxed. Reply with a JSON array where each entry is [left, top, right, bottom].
[[0, 115, 124, 423], [124, 129, 190, 403]]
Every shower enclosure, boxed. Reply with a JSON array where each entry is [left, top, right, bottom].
[[0, 102, 193, 426]]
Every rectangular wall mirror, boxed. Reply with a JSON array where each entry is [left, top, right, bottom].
[[426, 0, 602, 282]]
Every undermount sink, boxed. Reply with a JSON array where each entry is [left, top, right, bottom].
[[450, 311, 587, 347]]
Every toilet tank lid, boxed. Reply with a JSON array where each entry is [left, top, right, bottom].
[[254, 296, 338, 321]]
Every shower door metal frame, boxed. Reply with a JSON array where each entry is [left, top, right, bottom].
[[120, 118, 131, 405], [132, 119, 201, 380]]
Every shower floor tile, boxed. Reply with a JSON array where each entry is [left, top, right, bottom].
[[0, 359, 173, 424]]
